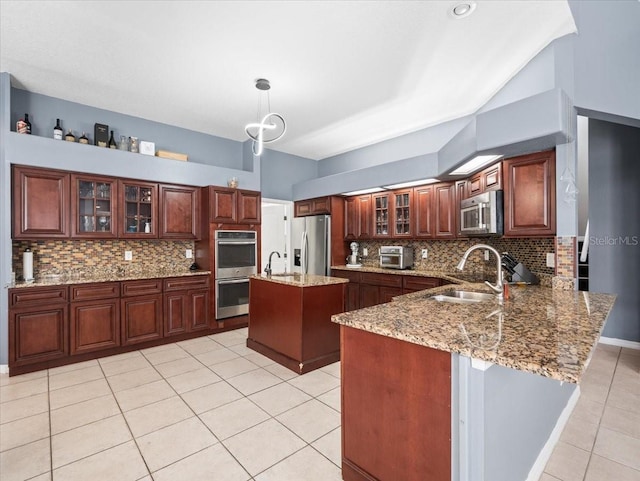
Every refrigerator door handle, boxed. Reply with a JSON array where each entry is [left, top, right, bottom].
[[303, 231, 309, 273]]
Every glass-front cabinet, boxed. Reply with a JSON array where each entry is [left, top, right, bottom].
[[119, 180, 158, 238], [393, 189, 412, 237], [71, 174, 118, 238], [373, 193, 391, 238]]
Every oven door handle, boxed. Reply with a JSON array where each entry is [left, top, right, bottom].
[[216, 241, 256, 245], [217, 278, 250, 285]]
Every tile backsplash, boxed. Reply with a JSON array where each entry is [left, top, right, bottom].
[[353, 237, 555, 283], [12, 239, 195, 280]]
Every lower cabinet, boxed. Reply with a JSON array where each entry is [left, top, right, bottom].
[[9, 286, 69, 368], [121, 294, 163, 346], [164, 276, 210, 336], [70, 282, 120, 355]]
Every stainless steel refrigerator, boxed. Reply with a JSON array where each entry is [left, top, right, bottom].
[[291, 215, 331, 276]]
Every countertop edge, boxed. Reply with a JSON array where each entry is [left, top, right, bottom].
[[10, 270, 211, 288]]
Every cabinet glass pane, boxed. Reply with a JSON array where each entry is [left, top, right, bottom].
[[79, 181, 94, 198]]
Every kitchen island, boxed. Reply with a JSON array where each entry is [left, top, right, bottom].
[[247, 273, 348, 374], [332, 283, 616, 481]]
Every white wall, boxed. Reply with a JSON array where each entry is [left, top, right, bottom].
[[260, 200, 292, 274]]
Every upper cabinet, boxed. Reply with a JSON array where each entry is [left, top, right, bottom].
[[71, 174, 118, 238], [294, 196, 332, 217], [414, 182, 456, 239], [372, 192, 391, 238], [12, 166, 70, 239], [159, 184, 200, 239], [463, 162, 503, 199], [503, 150, 556, 237], [393, 189, 412, 237], [119, 180, 158, 238], [344, 194, 372, 240], [208, 186, 261, 225]]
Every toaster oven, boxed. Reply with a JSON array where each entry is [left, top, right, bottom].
[[379, 246, 414, 270]]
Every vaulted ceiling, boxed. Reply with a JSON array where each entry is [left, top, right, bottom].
[[0, 1, 576, 160]]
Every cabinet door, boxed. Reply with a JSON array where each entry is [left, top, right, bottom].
[[393, 189, 412, 237], [345, 283, 360, 311], [344, 197, 358, 240], [455, 180, 467, 238], [189, 289, 210, 331], [164, 292, 187, 336], [483, 163, 502, 191], [159, 184, 200, 239], [71, 174, 118, 238], [359, 284, 380, 308], [238, 189, 261, 224], [372, 193, 391, 238], [12, 166, 70, 239], [119, 180, 158, 238], [357, 195, 372, 239], [121, 294, 163, 345], [295, 200, 313, 217], [433, 183, 456, 239], [210, 187, 237, 223], [70, 300, 120, 354], [414, 185, 433, 238], [467, 174, 483, 197], [503, 150, 556, 237], [379, 286, 403, 304], [10, 306, 68, 367]]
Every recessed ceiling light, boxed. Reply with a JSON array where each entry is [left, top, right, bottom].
[[450, 2, 476, 19], [450, 154, 503, 175]]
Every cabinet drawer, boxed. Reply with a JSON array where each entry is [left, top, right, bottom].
[[10, 286, 69, 308], [163, 275, 210, 292], [403, 276, 442, 291], [71, 282, 120, 301], [331, 270, 360, 283], [360, 272, 403, 288], [121, 279, 163, 297]]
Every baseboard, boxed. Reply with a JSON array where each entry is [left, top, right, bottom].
[[525, 385, 581, 481], [599, 336, 640, 350], [0, 364, 9, 374]]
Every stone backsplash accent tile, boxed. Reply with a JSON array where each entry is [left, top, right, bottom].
[[555, 236, 576, 278], [12, 239, 195, 280], [355, 237, 556, 281]]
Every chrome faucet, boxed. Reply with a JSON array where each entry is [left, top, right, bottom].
[[456, 244, 504, 299], [264, 251, 281, 276]]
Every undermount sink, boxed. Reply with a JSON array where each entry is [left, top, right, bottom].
[[430, 290, 496, 304]]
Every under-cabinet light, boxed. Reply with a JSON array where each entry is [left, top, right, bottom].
[[342, 187, 385, 196], [450, 154, 503, 176], [382, 178, 439, 189]]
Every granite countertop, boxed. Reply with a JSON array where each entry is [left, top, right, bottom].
[[331, 265, 483, 284], [11, 269, 211, 288], [252, 273, 349, 288], [332, 282, 617, 383]]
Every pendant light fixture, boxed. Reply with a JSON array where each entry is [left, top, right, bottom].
[[245, 78, 286, 156]]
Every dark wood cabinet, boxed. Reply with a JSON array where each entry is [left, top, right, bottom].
[[414, 184, 434, 238], [344, 194, 372, 240], [392, 189, 412, 237], [359, 272, 403, 308], [294, 196, 332, 217], [9, 286, 69, 368], [465, 162, 503, 199], [120, 279, 163, 345], [163, 276, 210, 336], [402, 276, 442, 293], [341, 326, 451, 481], [12, 166, 70, 239], [209, 187, 261, 225], [503, 150, 556, 237], [119, 180, 158, 238], [372, 193, 392, 238], [159, 184, 200, 239], [69, 282, 120, 355], [433, 182, 456, 239], [71, 173, 118, 239], [455, 180, 467, 237]]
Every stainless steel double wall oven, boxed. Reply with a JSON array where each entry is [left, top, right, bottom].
[[214, 230, 257, 319]]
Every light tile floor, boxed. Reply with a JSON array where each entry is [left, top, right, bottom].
[[0, 332, 637, 481]]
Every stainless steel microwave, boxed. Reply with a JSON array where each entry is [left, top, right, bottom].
[[459, 190, 504, 236]]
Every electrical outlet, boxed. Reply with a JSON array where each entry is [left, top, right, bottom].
[[484, 250, 490, 261], [546, 253, 555, 268], [186, 249, 193, 259], [363, 247, 368, 257], [124, 251, 133, 261], [421, 249, 428, 259]]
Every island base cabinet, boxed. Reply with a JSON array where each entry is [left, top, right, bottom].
[[121, 295, 163, 345], [10, 307, 69, 367], [341, 326, 451, 481]]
